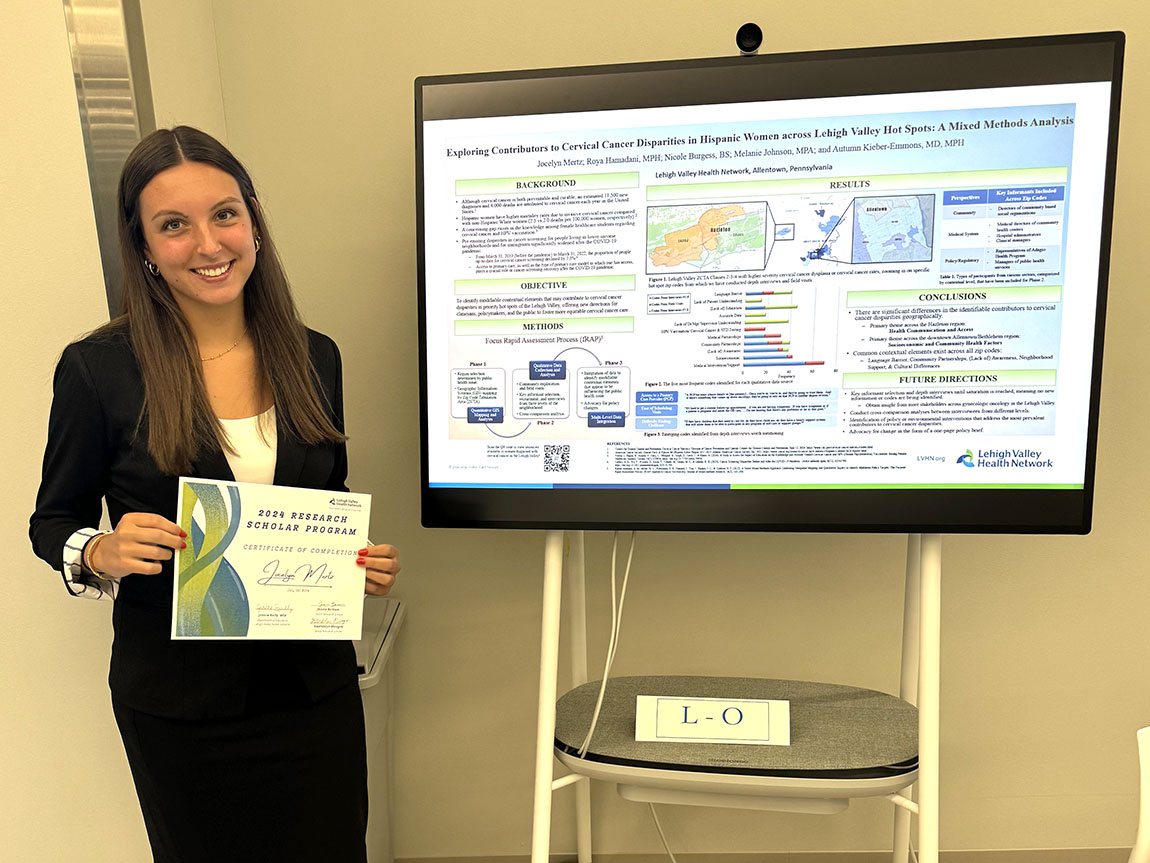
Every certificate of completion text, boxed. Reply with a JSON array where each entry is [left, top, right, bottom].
[[172, 477, 372, 640]]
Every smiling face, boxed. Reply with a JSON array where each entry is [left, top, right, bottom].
[[138, 160, 258, 317]]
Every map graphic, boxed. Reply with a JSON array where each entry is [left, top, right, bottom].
[[647, 202, 773, 274], [851, 195, 935, 263], [812, 194, 936, 264]]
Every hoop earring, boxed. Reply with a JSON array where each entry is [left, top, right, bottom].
[[144, 258, 160, 277], [254, 234, 262, 253]]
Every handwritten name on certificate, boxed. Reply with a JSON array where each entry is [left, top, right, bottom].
[[172, 477, 371, 640]]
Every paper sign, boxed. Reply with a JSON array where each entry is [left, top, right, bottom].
[[635, 695, 791, 746]]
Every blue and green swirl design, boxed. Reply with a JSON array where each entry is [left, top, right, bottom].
[[177, 482, 249, 637]]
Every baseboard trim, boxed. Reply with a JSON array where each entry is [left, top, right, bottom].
[[398, 850, 1132, 863]]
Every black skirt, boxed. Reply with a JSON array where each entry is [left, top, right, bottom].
[[113, 664, 367, 863]]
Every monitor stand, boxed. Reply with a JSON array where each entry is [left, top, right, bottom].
[[530, 531, 942, 863]]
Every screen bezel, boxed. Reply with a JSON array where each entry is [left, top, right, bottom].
[[415, 32, 1124, 533]]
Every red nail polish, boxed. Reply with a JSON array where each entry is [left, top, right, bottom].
[[180, 541, 187, 549], [356, 557, 366, 565], [180, 530, 188, 538], [356, 548, 368, 556]]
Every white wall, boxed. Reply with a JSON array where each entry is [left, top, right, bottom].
[[139, 0, 226, 139], [5, 0, 1150, 860]]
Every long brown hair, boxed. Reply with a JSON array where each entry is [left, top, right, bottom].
[[110, 126, 345, 475]]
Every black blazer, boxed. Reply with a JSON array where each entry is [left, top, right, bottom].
[[30, 325, 358, 719]]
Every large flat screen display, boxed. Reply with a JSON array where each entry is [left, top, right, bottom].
[[416, 32, 1123, 532]]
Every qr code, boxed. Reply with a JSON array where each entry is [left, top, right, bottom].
[[544, 445, 570, 473]]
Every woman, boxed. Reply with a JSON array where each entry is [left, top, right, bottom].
[[29, 126, 399, 863]]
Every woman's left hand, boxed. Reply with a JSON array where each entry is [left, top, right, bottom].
[[357, 543, 400, 596]]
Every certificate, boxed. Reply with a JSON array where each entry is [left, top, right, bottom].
[[173, 477, 371, 640]]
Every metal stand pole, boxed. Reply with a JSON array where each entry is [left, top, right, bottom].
[[531, 531, 566, 863], [917, 534, 943, 863], [565, 531, 593, 863], [892, 534, 921, 863], [1129, 726, 1150, 863]]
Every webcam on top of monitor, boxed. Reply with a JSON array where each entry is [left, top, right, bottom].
[[736, 22, 763, 56]]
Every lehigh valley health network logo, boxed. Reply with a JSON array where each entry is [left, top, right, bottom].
[[956, 449, 975, 468]]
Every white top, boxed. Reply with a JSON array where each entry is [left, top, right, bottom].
[[220, 405, 278, 485]]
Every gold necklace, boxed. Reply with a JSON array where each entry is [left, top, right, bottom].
[[200, 328, 248, 362]]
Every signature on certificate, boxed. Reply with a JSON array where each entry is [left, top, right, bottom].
[[257, 559, 335, 587]]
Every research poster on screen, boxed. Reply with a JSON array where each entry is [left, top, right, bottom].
[[421, 82, 1111, 490]]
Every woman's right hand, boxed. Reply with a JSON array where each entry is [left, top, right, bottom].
[[89, 513, 187, 578]]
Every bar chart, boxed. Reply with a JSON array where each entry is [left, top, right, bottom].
[[743, 290, 825, 368]]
